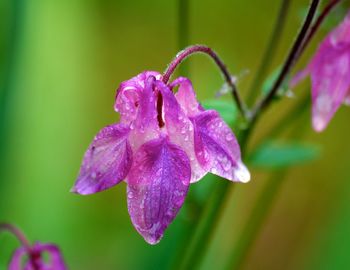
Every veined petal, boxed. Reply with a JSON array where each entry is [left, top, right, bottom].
[[72, 123, 132, 195], [9, 247, 26, 270], [156, 80, 207, 182], [171, 77, 203, 116], [310, 50, 350, 132], [114, 71, 161, 124], [191, 110, 250, 183], [127, 137, 191, 244]]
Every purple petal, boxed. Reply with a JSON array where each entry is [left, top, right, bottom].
[[114, 71, 161, 124], [156, 80, 207, 182], [9, 247, 27, 270], [72, 123, 132, 195], [171, 77, 203, 116], [309, 48, 350, 132], [291, 12, 350, 132], [126, 137, 191, 244], [127, 73, 161, 151], [34, 243, 67, 270], [191, 110, 250, 183], [329, 11, 350, 46]]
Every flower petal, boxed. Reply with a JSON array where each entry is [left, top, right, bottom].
[[191, 110, 250, 183], [156, 80, 207, 182], [329, 11, 350, 46], [291, 12, 350, 132], [34, 243, 67, 270], [127, 74, 161, 151], [114, 71, 161, 124], [171, 77, 203, 116], [127, 137, 191, 244], [72, 123, 132, 195], [310, 50, 350, 132], [9, 247, 27, 270]]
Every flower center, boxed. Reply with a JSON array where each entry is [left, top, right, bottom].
[[156, 91, 165, 128]]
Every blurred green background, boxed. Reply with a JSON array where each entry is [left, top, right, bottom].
[[1, 0, 350, 269]]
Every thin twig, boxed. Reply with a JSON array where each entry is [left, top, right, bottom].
[[251, 0, 320, 120], [162, 45, 248, 120], [295, 0, 342, 61], [0, 223, 31, 251]]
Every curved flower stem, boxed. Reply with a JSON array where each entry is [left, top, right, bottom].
[[162, 45, 249, 120], [0, 223, 31, 251], [247, 0, 291, 106], [251, 0, 320, 121]]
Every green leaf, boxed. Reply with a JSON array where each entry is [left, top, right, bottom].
[[249, 141, 321, 169], [201, 99, 237, 124]]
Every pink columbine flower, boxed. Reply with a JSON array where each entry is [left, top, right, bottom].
[[291, 11, 350, 132], [72, 71, 250, 244], [9, 242, 66, 270]]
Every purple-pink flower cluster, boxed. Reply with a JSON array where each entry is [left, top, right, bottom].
[[72, 71, 250, 244]]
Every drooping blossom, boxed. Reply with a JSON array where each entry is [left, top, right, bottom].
[[72, 71, 250, 244], [291, 11, 350, 132], [9, 242, 66, 270], [0, 223, 66, 270]]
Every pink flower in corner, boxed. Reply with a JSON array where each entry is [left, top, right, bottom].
[[72, 71, 250, 244], [9, 242, 66, 270], [291, 11, 350, 132]]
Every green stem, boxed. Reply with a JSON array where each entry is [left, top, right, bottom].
[[226, 170, 288, 270], [247, 0, 291, 106], [179, 181, 231, 270], [226, 108, 309, 270], [178, 127, 250, 270]]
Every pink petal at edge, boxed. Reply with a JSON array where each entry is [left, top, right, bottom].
[[72, 123, 132, 195]]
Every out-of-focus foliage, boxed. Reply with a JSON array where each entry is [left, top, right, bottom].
[[202, 99, 237, 125], [249, 141, 320, 169]]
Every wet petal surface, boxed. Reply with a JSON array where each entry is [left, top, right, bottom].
[[171, 77, 203, 116], [114, 71, 161, 124], [72, 123, 132, 195], [310, 47, 350, 132], [191, 110, 250, 183], [127, 137, 191, 244]]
